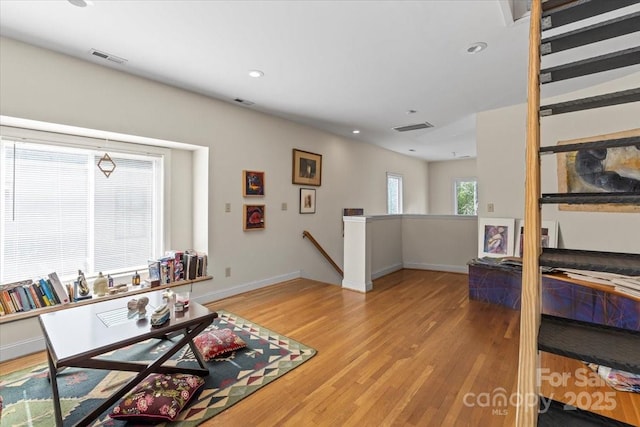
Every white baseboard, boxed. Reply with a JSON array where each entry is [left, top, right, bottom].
[[0, 336, 45, 362], [341, 278, 373, 293], [371, 263, 403, 280], [192, 271, 302, 304], [403, 262, 469, 274]]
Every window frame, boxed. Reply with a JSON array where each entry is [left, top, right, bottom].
[[386, 172, 404, 215], [453, 177, 478, 216], [0, 126, 170, 284]]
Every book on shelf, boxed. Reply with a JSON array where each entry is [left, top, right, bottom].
[[169, 251, 185, 282], [10, 288, 25, 312], [0, 279, 37, 314], [27, 284, 42, 308], [148, 260, 161, 282], [185, 252, 198, 280], [48, 272, 70, 304], [159, 257, 174, 285], [33, 281, 49, 306], [557, 268, 640, 297], [196, 254, 207, 277], [38, 278, 56, 306], [15, 286, 33, 311]]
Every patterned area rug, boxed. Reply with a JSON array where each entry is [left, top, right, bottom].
[[0, 310, 316, 426]]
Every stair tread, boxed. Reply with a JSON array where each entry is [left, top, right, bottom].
[[540, 248, 640, 276], [540, 192, 640, 204], [540, 88, 640, 116], [541, 11, 640, 55], [541, 0, 640, 31], [538, 396, 635, 426], [540, 46, 640, 84], [539, 314, 640, 374]]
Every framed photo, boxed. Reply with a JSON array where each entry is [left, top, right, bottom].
[[243, 204, 265, 231], [299, 188, 316, 214], [556, 128, 640, 213], [515, 219, 558, 258], [343, 208, 364, 216], [292, 149, 322, 186], [478, 217, 515, 258], [243, 170, 265, 197]]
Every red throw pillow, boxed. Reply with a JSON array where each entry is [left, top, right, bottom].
[[110, 373, 204, 421], [193, 328, 247, 361]]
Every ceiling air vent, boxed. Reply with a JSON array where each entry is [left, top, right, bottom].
[[392, 122, 434, 132], [234, 98, 255, 106], [89, 49, 127, 65]]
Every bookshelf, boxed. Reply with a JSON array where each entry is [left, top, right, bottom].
[[0, 275, 212, 324]]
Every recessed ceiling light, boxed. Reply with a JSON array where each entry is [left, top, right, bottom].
[[248, 70, 264, 78], [352, 130, 360, 134], [467, 42, 488, 54], [406, 109, 418, 114], [68, 0, 93, 7], [409, 149, 416, 152]]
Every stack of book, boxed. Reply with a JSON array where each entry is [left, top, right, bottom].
[[558, 268, 640, 298], [0, 272, 70, 316], [148, 250, 208, 286]]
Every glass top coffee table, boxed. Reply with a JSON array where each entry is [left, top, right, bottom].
[[39, 290, 218, 426]]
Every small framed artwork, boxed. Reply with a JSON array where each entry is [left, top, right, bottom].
[[478, 217, 515, 258], [292, 149, 322, 186], [243, 170, 265, 197], [243, 204, 265, 231], [515, 219, 558, 257], [300, 188, 316, 214], [343, 208, 364, 216]]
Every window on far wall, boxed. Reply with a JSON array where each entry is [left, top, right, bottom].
[[455, 178, 478, 215], [387, 172, 403, 214], [0, 132, 164, 284]]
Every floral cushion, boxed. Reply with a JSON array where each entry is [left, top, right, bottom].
[[110, 373, 204, 421], [193, 328, 247, 361]]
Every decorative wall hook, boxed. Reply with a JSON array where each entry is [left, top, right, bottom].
[[98, 153, 116, 177]]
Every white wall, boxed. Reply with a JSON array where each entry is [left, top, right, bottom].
[[428, 158, 478, 214], [343, 214, 477, 293], [370, 216, 403, 278], [402, 215, 478, 273], [0, 37, 431, 359], [477, 71, 640, 253]]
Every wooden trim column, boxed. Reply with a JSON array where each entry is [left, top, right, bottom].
[[516, 0, 543, 425]]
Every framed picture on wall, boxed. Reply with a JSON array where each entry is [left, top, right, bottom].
[[243, 170, 265, 197], [243, 204, 265, 231], [299, 188, 316, 214], [478, 217, 515, 258], [292, 149, 322, 186], [556, 129, 640, 213]]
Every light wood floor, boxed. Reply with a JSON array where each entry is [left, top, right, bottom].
[[1, 269, 638, 426]]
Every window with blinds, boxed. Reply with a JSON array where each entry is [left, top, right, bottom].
[[1, 137, 163, 284]]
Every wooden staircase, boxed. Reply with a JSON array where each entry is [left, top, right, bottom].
[[516, 1, 640, 425]]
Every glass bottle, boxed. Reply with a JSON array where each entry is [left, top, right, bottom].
[[132, 271, 141, 286], [93, 272, 108, 297]]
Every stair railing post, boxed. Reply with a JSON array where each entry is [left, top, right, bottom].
[[516, 0, 543, 425]]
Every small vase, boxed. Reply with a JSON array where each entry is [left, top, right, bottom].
[[93, 272, 108, 297]]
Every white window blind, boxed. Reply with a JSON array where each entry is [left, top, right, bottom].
[[1, 137, 163, 284]]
